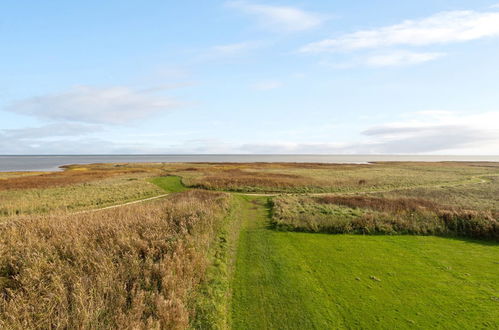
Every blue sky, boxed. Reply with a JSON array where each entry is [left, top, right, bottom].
[[1, 0, 499, 154]]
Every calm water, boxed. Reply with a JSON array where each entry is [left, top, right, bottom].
[[0, 155, 498, 172]]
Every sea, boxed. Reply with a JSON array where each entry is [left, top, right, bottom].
[[0, 155, 498, 172]]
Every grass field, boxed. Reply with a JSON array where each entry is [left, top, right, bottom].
[[175, 162, 499, 193], [0, 175, 164, 216], [1, 162, 498, 328], [231, 196, 499, 329]]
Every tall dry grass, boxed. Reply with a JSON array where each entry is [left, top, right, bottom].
[[0, 167, 156, 191], [271, 196, 499, 240], [0, 190, 230, 329], [187, 168, 325, 191]]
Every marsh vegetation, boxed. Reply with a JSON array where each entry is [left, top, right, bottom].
[[0, 161, 498, 328]]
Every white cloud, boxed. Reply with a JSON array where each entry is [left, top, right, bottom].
[[226, 1, 325, 32], [0, 123, 106, 154], [301, 8, 499, 52], [324, 51, 445, 69], [6, 86, 181, 125], [2, 111, 497, 155], [234, 111, 499, 154], [358, 111, 499, 153], [251, 80, 282, 91], [1, 123, 100, 139], [365, 51, 445, 67]]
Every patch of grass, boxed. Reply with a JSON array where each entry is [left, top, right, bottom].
[[231, 197, 499, 328], [0, 175, 164, 216], [191, 195, 244, 329], [149, 176, 187, 193]]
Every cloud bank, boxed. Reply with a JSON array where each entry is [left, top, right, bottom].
[[2, 111, 497, 155]]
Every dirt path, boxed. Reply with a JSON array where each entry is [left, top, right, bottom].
[[74, 193, 170, 214], [70, 174, 497, 214]]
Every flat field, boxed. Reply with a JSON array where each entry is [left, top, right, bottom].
[[0, 161, 498, 329], [231, 196, 498, 329]]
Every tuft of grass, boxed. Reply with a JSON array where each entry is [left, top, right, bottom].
[[149, 176, 187, 193]]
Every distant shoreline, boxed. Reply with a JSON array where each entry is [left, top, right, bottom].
[[1, 154, 498, 172]]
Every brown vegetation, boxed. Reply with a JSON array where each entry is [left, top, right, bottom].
[[272, 195, 499, 240], [0, 190, 230, 329], [0, 168, 151, 190], [317, 195, 441, 213], [188, 168, 325, 191]]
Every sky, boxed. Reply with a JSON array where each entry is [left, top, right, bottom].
[[1, 0, 499, 155]]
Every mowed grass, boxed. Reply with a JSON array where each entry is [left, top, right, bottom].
[[231, 197, 499, 329], [149, 176, 187, 193]]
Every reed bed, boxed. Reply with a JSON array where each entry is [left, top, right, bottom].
[[0, 190, 230, 329], [271, 195, 498, 240]]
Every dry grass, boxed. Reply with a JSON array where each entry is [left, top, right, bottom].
[[188, 168, 324, 191], [272, 195, 499, 240], [316, 195, 440, 213], [0, 190, 231, 329], [0, 168, 152, 191], [173, 162, 499, 193], [373, 175, 499, 212], [0, 175, 164, 216]]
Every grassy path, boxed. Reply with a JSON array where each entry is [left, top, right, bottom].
[[74, 176, 186, 214], [230, 196, 499, 329]]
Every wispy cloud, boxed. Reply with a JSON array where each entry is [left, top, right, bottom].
[[6, 86, 181, 125], [251, 80, 282, 91], [226, 1, 325, 32], [301, 8, 499, 52], [364, 51, 445, 67], [0, 123, 106, 154], [325, 51, 445, 69], [1, 123, 100, 139]]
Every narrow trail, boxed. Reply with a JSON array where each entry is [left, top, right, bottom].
[[73, 193, 170, 214], [69, 174, 496, 214]]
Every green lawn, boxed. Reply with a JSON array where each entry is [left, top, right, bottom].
[[231, 196, 499, 329], [149, 176, 187, 193]]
